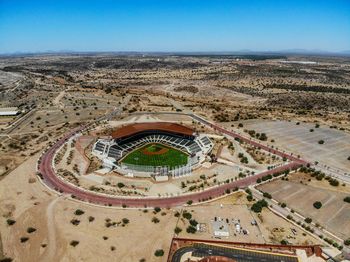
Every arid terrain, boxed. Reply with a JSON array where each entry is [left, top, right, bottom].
[[0, 54, 350, 262]]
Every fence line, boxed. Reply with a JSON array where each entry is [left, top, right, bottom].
[[120, 159, 192, 177]]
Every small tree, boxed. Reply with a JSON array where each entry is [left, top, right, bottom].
[[74, 209, 84, 216], [174, 227, 182, 234], [70, 240, 79, 247], [6, 219, 16, 226], [313, 201, 322, 209], [122, 218, 129, 224], [344, 196, 350, 203], [186, 225, 197, 234], [27, 227, 36, 233], [154, 249, 164, 257], [189, 219, 198, 227], [263, 192, 272, 199], [117, 182, 125, 188], [20, 237, 29, 243], [152, 217, 160, 223], [305, 217, 312, 223], [280, 239, 288, 245], [182, 211, 192, 220]]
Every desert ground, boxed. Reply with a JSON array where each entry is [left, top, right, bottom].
[[0, 152, 321, 261], [1, 54, 350, 261], [257, 173, 350, 240]]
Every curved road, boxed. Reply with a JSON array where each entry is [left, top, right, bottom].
[[171, 245, 298, 262], [38, 113, 307, 208]]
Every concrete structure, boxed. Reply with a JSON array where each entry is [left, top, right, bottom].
[[92, 122, 213, 177]]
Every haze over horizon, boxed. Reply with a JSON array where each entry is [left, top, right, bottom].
[[1, 0, 350, 54]]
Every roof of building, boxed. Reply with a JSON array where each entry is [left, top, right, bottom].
[[0, 107, 19, 116], [111, 122, 195, 139]]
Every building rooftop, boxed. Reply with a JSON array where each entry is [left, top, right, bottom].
[[111, 122, 194, 139]]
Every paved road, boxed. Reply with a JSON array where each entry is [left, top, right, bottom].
[[190, 114, 307, 165], [171, 244, 298, 262], [38, 109, 306, 207]]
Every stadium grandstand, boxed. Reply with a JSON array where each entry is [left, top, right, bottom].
[[92, 122, 213, 178]]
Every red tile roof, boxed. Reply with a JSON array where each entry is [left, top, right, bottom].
[[111, 122, 194, 139]]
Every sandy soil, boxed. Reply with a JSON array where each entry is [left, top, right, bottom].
[[177, 192, 320, 246]]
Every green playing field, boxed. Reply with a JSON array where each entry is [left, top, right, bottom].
[[121, 143, 188, 169]]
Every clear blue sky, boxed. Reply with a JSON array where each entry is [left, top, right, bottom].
[[0, 0, 349, 53]]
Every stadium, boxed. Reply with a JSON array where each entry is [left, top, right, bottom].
[[92, 122, 213, 179]]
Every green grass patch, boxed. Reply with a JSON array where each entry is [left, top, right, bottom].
[[121, 143, 188, 169]]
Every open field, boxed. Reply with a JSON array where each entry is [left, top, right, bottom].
[[1, 54, 350, 261], [0, 151, 322, 261], [176, 192, 320, 245], [257, 177, 350, 240]]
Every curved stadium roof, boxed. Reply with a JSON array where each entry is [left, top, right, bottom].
[[111, 122, 195, 139]]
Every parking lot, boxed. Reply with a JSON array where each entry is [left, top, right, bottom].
[[258, 179, 350, 239], [242, 119, 350, 174]]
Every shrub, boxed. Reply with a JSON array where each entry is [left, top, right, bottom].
[[6, 219, 16, 226], [187, 200, 193, 205], [281, 203, 287, 208], [329, 179, 339, 186], [20, 237, 29, 243], [189, 219, 198, 227], [305, 217, 312, 223], [344, 196, 350, 203], [263, 192, 272, 199], [74, 209, 84, 216], [174, 227, 182, 234], [27, 227, 36, 233], [318, 140, 324, 145], [154, 207, 161, 213], [117, 182, 125, 188], [70, 219, 80, 226], [152, 217, 160, 223], [122, 218, 129, 224], [88, 216, 95, 222], [154, 249, 164, 257], [344, 239, 350, 246], [182, 211, 192, 220], [186, 225, 197, 234], [70, 240, 79, 247], [313, 201, 322, 209], [280, 239, 288, 245]]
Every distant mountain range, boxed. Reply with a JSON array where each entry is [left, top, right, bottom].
[[1, 49, 350, 57]]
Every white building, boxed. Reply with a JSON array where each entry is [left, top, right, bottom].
[[0, 107, 19, 116]]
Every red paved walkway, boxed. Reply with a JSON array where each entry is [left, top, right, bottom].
[[38, 115, 307, 207]]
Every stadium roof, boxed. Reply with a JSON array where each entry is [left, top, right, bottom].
[[111, 122, 194, 139]]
